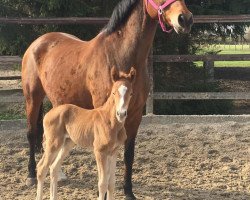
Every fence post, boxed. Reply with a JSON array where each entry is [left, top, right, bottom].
[[203, 60, 215, 82], [146, 48, 154, 115]]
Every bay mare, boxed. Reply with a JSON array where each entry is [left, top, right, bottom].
[[36, 67, 135, 200], [22, 0, 193, 199]]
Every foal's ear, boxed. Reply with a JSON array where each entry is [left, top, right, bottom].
[[129, 67, 136, 83], [111, 66, 119, 83]]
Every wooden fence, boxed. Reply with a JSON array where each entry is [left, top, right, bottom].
[[0, 15, 250, 114], [0, 15, 250, 24], [146, 54, 250, 114], [1, 54, 250, 108]]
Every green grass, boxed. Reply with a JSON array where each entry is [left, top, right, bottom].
[[0, 112, 25, 120], [196, 44, 250, 67], [195, 60, 250, 68], [0, 101, 52, 120]]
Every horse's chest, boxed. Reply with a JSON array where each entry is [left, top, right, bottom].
[[89, 81, 112, 108]]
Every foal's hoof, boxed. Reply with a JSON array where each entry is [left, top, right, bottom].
[[58, 171, 67, 182], [26, 178, 37, 187]]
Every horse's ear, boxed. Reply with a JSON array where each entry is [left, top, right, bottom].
[[111, 66, 119, 83], [129, 67, 136, 83]]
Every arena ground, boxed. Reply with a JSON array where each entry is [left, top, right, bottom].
[[0, 122, 250, 200]]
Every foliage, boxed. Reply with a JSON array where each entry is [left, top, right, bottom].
[[0, 0, 106, 55], [155, 0, 250, 56], [0, 0, 249, 55], [152, 0, 249, 114], [155, 99, 233, 115], [154, 82, 233, 115]]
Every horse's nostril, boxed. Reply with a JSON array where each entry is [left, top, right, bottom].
[[178, 14, 186, 27], [188, 15, 194, 26]]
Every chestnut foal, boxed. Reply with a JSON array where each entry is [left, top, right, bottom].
[[36, 67, 136, 200]]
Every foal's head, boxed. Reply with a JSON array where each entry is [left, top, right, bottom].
[[110, 67, 136, 123]]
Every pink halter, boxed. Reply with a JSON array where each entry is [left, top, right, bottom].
[[146, 0, 177, 33]]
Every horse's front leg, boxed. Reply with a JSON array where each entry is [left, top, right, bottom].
[[123, 112, 143, 200]]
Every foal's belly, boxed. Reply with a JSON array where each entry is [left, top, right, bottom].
[[66, 126, 94, 148]]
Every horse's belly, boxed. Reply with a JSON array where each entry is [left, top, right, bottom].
[[40, 64, 93, 108], [43, 80, 93, 109]]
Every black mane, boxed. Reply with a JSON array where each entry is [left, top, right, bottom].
[[103, 0, 139, 34]]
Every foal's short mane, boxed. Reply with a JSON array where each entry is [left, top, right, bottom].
[[103, 0, 139, 35]]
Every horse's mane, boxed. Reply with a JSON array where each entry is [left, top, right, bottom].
[[103, 0, 139, 35]]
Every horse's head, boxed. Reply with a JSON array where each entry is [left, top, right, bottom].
[[145, 0, 193, 34], [111, 67, 136, 123]]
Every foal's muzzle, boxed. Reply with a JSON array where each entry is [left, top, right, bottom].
[[117, 111, 127, 118], [116, 110, 127, 122]]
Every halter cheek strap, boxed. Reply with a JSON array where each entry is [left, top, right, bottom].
[[146, 0, 177, 33]]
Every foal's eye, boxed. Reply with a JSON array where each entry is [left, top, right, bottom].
[[113, 92, 115, 95], [130, 93, 133, 96]]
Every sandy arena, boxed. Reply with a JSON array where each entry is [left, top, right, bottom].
[[0, 121, 250, 200]]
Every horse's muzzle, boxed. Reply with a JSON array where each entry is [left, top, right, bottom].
[[177, 13, 193, 33]]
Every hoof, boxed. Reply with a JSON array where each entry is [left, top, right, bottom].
[[26, 177, 37, 187], [97, 191, 107, 199], [58, 170, 67, 182], [125, 193, 136, 200]]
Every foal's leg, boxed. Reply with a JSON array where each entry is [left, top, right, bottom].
[[95, 151, 109, 200], [107, 152, 118, 200], [51, 103, 68, 182], [36, 142, 60, 200], [36, 155, 46, 200], [50, 139, 75, 200]]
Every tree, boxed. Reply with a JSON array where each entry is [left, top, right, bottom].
[[0, 0, 105, 55], [0, 0, 249, 55], [153, 0, 250, 114]]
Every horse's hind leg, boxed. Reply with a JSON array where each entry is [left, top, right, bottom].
[[36, 103, 44, 152], [25, 93, 45, 186]]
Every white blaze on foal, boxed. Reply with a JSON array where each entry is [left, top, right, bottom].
[[116, 85, 128, 122]]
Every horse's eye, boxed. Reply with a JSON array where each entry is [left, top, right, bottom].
[[130, 93, 133, 96], [113, 92, 115, 95]]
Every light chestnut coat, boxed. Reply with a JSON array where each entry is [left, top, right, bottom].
[[36, 68, 136, 200]]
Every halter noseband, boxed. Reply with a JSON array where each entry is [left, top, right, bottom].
[[146, 0, 177, 33]]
